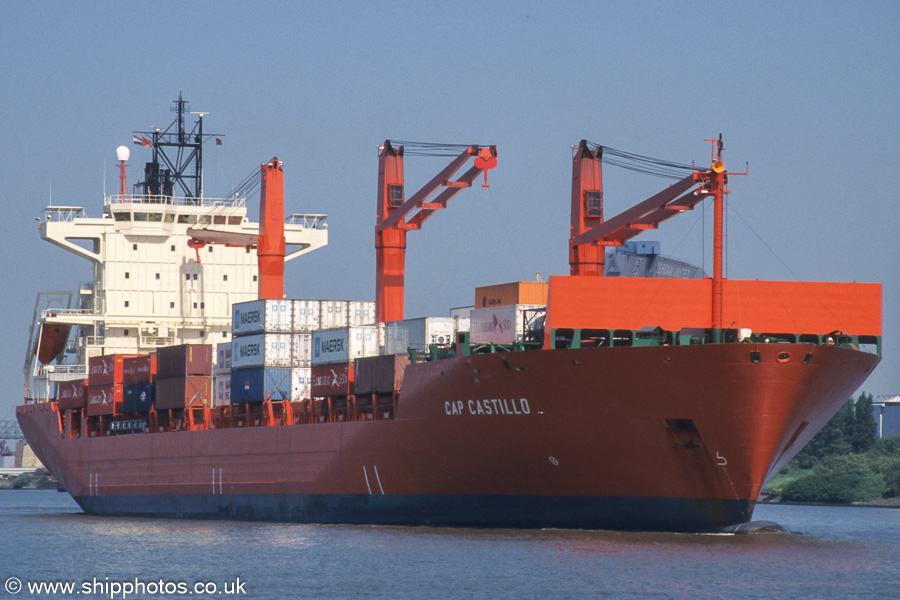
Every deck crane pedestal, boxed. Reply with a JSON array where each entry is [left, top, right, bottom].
[[375, 141, 497, 323]]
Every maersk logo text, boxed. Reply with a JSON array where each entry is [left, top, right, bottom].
[[317, 338, 345, 354], [238, 344, 261, 357], [238, 310, 262, 325]]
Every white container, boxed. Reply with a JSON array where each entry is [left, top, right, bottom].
[[232, 299, 293, 336], [384, 317, 456, 355], [292, 300, 321, 332], [232, 333, 293, 369], [318, 300, 349, 328], [348, 301, 376, 326], [312, 325, 379, 366], [449, 306, 473, 319], [292, 367, 311, 400], [454, 316, 471, 333], [470, 305, 546, 344], [216, 342, 232, 372], [292, 333, 312, 366]]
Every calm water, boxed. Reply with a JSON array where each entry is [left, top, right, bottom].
[[1, 491, 898, 599]]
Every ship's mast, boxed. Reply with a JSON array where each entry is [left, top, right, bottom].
[[706, 136, 727, 334], [134, 92, 220, 200]]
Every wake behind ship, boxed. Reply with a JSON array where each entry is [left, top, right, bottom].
[[18, 101, 882, 532]]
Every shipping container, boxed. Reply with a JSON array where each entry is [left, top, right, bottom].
[[216, 342, 232, 372], [214, 374, 231, 406], [312, 325, 379, 366], [292, 367, 311, 400], [232, 299, 293, 336], [123, 381, 154, 413], [57, 380, 87, 410], [155, 375, 212, 410], [348, 301, 376, 326], [383, 317, 455, 355], [231, 333, 293, 369], [122, 354, 157, 384], [310, 363, 354, 397], [449, 306, 473, 319], [354, 354, 409, 394], [474, 281, 548, 308], [292, 299, 321, 331], [292, 333, 312, 366], [453, 316, 471, 333], [86, 383, 123, 416], [157, 344, 212, 378], [230, 367, 291, 404], [318, 300, 349, 328], [470, 304, 546, 344], [88, 354, 140, 386]]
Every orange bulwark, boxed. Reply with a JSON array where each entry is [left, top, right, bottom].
[[546, 275, 882, 337]]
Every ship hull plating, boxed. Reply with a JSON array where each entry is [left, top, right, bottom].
[[18, 343, 880, 532]]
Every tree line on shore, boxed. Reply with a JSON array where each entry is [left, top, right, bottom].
[[765, 393, 900, 504]]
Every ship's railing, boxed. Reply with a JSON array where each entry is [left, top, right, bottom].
[[287, 214, 328, 229], [142, 336, 176, 347], [42, 307, 97, 319], [541, 327, 882, 354], [77, 336, 105, 347], [42, 206, 86, 223], [104, 194, 246, 208], [39, 364, 87, 375]]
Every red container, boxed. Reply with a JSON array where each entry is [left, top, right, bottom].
[[155, 375, 212, 410], [123, 354, 157, 384], [311, 363, 354, 397], [354, 354, 409, 394], [88, 354, 140, 386], [157, 344, 212, 378], [86, 383, 123, 416], [57, 380, 87, 410]]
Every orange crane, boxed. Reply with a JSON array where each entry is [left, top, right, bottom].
[[569, 136, 743, 333], [375, 141, 497, 323], [187, 158, 286, 300]]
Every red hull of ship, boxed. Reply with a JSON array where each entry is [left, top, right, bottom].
[[18, 343, 879, 531]]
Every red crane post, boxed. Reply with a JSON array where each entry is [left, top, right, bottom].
[[375, 141, 497, 323]]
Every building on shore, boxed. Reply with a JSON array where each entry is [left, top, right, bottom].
[[872, 395, 900, 438]]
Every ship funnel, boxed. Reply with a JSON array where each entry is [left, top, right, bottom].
[[116, 145, 131, 162]]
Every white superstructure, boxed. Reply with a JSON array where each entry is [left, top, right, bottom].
[[25, 122, 328, 407], [26, 192, 326, 398]]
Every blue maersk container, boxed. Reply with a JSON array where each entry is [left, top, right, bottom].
[[230, 367, 291, 404]]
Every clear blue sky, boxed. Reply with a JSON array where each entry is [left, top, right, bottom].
[[1, 1, 897, 420]]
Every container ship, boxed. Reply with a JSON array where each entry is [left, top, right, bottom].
[[17, 100, 882, 532]]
